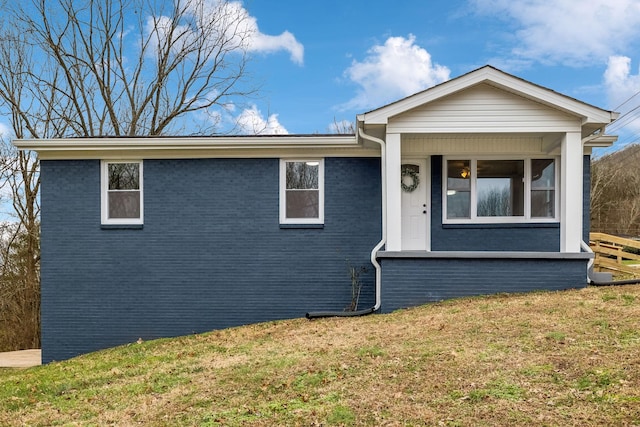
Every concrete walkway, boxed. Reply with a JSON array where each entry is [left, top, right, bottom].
[[0, 349, 41, 368]]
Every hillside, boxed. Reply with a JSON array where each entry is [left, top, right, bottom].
[[1, 285, 640, 426], [591, 144, 640, 236]]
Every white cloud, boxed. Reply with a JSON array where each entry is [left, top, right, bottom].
[[604, 56, 640, 108], [250, 30, 304, 65], [471, 0, 640, 66], [0, 122, 13, 141], [340, 35, 450, 111], [148, 0, 303, 65], [235, 105, 288, 135], [604, 56, 640, 137]]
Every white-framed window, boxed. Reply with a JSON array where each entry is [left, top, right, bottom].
[[444, 157, 558, 223], [101, 160, 143, 225], [279, 159, 324, 224]]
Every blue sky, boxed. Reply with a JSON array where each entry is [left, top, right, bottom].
[[224, 0, 640, 152], [2, 0, 639, 152]]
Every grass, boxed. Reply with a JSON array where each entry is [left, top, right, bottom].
[[1, 285, 640, 426]]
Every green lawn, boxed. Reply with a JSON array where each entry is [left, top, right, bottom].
[[1, 285, 640, 426]]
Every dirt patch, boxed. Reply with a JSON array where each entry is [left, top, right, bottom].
[[0, 349, 41, 368]]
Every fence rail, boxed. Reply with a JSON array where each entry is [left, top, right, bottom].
[[589, 232, 640, 277]]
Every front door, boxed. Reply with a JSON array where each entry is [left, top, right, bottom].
[[401, 158, 430, 250]]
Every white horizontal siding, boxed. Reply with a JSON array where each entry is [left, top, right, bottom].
[[402, 135, 550, 155], [388, 83, 581, 134]]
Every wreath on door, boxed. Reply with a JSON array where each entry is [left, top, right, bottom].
[[401, 166, 420, 192]]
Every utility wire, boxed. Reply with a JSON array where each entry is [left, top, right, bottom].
[[612, 87, 640, 112]]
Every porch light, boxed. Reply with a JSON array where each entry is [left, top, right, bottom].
[[460, 167, 470, 179]]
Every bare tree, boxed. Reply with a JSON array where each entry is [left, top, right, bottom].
[[329, 118, 355, 134], [4, 0, 257, 137], [0, 0, 260, 349], [591, 144, 640, 237]]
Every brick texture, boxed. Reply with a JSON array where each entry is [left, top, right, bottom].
[[40, 158, 381, 362], [380, 256, 588, 313]]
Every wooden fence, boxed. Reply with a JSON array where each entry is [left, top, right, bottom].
[[589, 232, 640, 277]]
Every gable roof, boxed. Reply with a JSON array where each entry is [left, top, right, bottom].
[[357, 66, 618, 136]]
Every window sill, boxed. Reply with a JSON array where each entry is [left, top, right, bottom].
[[280, 223, 324, 229], [442, 222, 559, 229], [101, 224, 144, 230]]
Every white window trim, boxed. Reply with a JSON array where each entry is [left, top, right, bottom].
[[442, 156, 559, 224], [101, 160, 144, 225], [279, 159, 324, 225]]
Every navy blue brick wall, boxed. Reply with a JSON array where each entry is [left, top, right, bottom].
[[379, 256, 588, 313], [430, 156, 561, 251], [40, 157, 381, 362]]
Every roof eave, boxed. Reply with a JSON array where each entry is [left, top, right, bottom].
[[14, 135, 386, 160], [14, 134, 358, 151], [584, 135, 618, 148]]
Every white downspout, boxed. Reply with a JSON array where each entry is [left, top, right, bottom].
[[581, 240, 595, 283], [358, 127, 386, 311]]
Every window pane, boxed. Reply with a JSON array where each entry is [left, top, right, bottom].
[[109, 191, 140, 218], [109, 163, 139, 190], [447, 191, 470, 218], [286, 190, 319, 218], [286, 162, 318, 189], [477, 160, 524, 217], [447, 160, 471, 218], [531, 159, 555, 189], [447, 160, 471, 191], [532, 190, 555, 217]]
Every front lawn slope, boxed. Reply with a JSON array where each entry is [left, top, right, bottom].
[[1, 285, 640, 426]]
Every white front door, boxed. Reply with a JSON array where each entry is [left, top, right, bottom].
[[401, 158, 430, 250]]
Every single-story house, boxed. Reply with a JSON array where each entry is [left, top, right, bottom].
[[16, 66, 619, 363]]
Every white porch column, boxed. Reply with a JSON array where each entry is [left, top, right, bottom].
[[386, 133, 402, 251], [560, 131, 583, 252]]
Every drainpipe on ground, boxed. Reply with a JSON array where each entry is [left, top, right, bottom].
[[306, 127, 386, 319]]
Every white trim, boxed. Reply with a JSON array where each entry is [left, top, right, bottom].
[[279, 159, 324, 225], [101, 160, 144, 225], [17, 135, 357, 148], [385, 133, 402, 251], [560, 132, 583, 252], [442, 155, 559, 224], [15, 135, 382, 161]]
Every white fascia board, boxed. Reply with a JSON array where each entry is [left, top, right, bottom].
[[583, 134, 618, 148], [361, 66, 617, 127], [15, 135, 357, 149], [484, 74, 617, 125], [14, 135, 382, 160], [362, 69, 493, 125]]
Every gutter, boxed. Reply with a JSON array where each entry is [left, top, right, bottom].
[[306, 127, 386, 318]]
